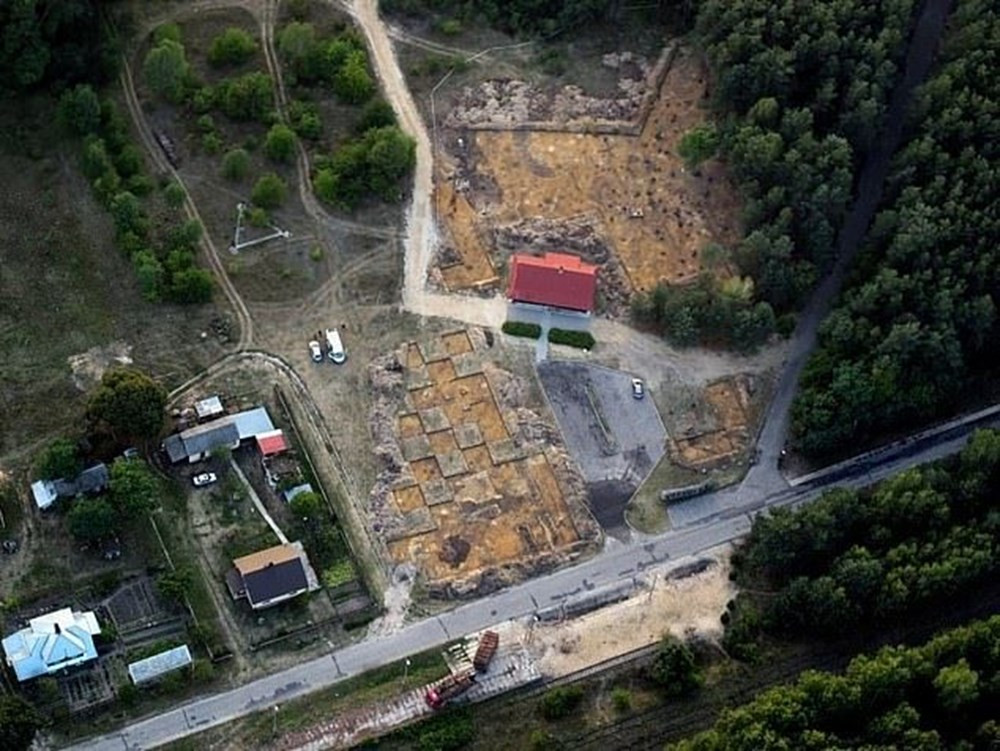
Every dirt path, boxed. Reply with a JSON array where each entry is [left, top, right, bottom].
[[349, 0, 436, 313], [261, 0, 403, 242], [119, 57, 255, 351]]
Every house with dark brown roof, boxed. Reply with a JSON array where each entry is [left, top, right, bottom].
[[225, 543, 317, 610]]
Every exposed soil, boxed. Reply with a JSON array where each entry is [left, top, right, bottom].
[[433, 47, 742, 299], [366, 329, 601, 598]]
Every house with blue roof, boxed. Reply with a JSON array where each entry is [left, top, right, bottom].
[[2, 608, 101, 682]]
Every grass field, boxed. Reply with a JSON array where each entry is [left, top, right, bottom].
[[0, 96, 226, 462]]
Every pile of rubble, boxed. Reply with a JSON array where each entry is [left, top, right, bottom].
[[366, 350, 412, 539], [492, 216, 633, 317], [445, 52, 652, 129]]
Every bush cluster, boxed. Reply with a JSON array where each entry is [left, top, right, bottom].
[[314, 125, 415, 210], [63, 87, 213, 304], [277, 22, 374, 104], [548, 328, 595, 349], [501, 321, 541, 339]]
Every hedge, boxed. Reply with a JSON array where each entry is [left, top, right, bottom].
[[501, 321, 541, 339], [548, 328, 595, 349]]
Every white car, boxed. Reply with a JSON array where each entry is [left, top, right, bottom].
[[308, 340, 323, 362], [631, 378, 645, 400], [192, 472, 217, 487]]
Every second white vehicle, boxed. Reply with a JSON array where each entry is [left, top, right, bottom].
[[308, 340, 323, 362], [192, 472, 217, 487], [325, 328, 346, 364]]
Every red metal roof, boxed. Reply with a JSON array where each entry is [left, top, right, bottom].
[[255, 430, 288, 457], [506, 253, 598, 312]]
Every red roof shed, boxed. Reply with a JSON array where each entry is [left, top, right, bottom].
[[255, 430, 288, 457], [506, 253, 598, 313]]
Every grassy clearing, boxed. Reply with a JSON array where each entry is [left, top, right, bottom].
[[0, 96, 224, 458], [161, 647, 449, 750]]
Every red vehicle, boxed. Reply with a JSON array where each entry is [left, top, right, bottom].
[[473, 631, 499, 672], [425, 669, 475, 709]]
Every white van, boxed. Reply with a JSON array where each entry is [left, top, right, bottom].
[[325, 328, 346, 364]]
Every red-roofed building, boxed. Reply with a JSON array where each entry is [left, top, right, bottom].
[[506, 253, 598, 313], [255, 430, 288, 457]]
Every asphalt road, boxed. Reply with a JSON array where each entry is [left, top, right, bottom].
[[71, 404, 1000, 751]]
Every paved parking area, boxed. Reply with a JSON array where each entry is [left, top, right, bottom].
[[538, 361, 667, 530]]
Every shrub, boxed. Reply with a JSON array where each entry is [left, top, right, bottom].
[[611, 687, 632, 713], [218, 72, 273, 121], [163, 181, 185, 209], [501, 321, 542, 339], [439, 18, 462, 36], [538, 685, 584, 720], [548, 328, 595, 349], [168, 268, 214, 304], [646, 636, 702, 696], [289, 99, 322, 139], [357, 97, 396, 133], [246, 207, 270, 227], [143, 39, 190, 103], [201, 131, 223, 155], [36, 438, 80, 480], [221, 148, 250, 181], [152, 23, 181, 45], [58, 84, 102, 135], [264, 123, 297, 162], [333, 49, 374, 104], [415, 709, 476, 751], [251, 172, 287, 209], [208, 27, 258, 67]]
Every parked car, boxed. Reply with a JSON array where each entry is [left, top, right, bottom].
[[308, 340, 323, 363], [192, 472, 218, 487], [631, 378, 645, 399]]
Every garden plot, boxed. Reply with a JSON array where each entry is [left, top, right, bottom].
[[537, 361, 667, 533], [433, 47, 742, 298], [368, 329, 600, 598]]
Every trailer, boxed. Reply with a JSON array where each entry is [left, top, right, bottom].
[[425, 669, 475, 709], [473, 631, 499, 673], [325, 328, 346, 364]]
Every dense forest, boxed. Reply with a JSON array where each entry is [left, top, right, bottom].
[[791, 0, 1000, 457], [722, 429, 1000, 659], [0, 0, 118, 95], [634, 0, 919, 348], [671, 615, 1000, 751], [381, 0, 613, 35]]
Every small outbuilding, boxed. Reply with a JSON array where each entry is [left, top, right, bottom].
[[127, 644, 193, 685], [30, 463, 110, 511]]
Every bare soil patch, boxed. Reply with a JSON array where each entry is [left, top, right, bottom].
[[527, 550, 735, 677], [433, 48, 742, 303], [668, 374, 756, 471], [367, 329, 601, 598]]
